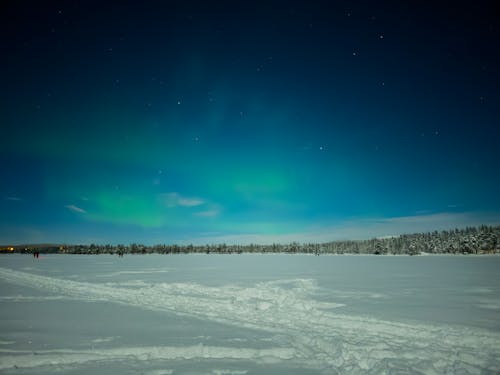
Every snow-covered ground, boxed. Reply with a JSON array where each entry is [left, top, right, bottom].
[[0, 254, 499, 374]]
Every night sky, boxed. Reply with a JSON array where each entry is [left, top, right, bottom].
[[1, 1, 499, 245]]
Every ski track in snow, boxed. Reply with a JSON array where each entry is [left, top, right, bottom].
[[0, 267, 500, 374]]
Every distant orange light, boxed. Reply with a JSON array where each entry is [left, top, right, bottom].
[[7, 247, 14, 251]]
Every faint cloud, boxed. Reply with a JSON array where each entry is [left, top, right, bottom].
[[0, 225, 46, 244], [178, 197, 205, 207], [5, 197, 22, 201], [193, 203, 221, 218], [160, 192, 204, 207], [186, 211, 500, 245], [65, 204, 87, 214], [194, 209, 220, 217], [415, 209, 433, 215], [340, 212, 500, 239]]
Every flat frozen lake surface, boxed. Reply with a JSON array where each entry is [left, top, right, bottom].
[[1, 254, 499, 374]]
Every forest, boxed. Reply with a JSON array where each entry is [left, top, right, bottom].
[[2, 225, 499, 256]]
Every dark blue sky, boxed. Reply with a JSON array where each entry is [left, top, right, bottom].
[[1, 1, 499, 245]]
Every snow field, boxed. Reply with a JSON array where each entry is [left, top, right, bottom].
[[0, 265, 499, 374]]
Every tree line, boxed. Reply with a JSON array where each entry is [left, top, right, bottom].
[[2, 225, 499, 255]]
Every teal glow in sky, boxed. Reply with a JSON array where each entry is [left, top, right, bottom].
[[1, 1, 499, 244]]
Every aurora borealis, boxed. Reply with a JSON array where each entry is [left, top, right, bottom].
[[1, 1, 499, 245]]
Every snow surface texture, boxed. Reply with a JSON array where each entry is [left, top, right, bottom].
[[0, 266, 500, 374]]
